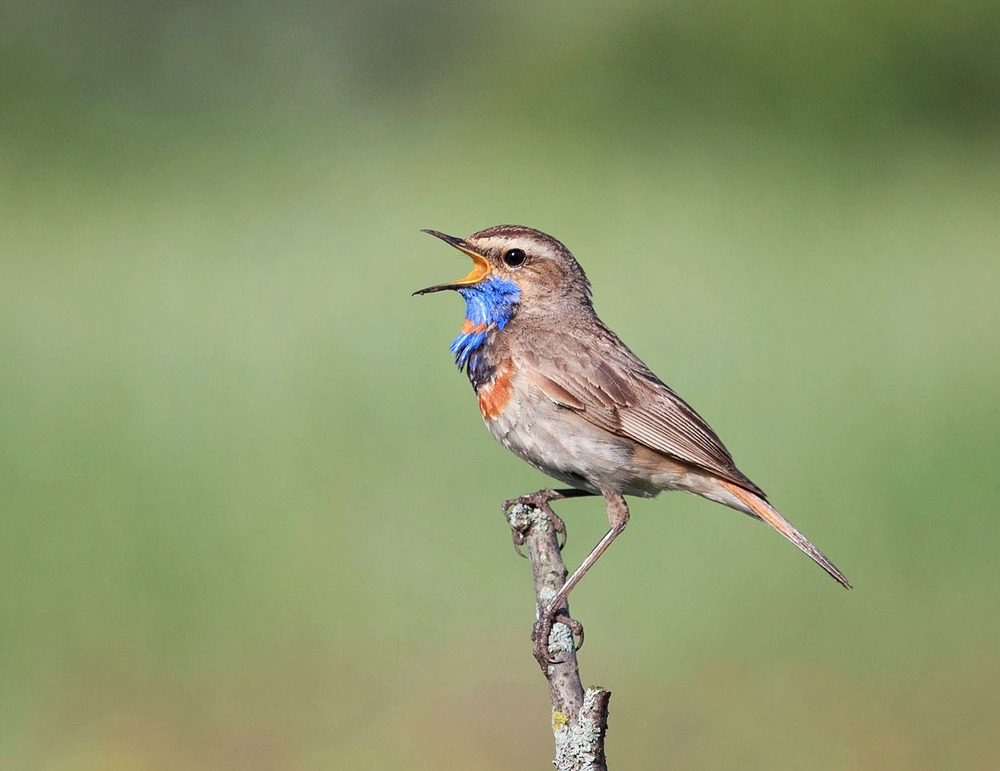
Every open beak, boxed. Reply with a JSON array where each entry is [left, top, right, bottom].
[[413, 229, 492, 295]]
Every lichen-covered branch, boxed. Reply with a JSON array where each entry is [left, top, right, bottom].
[[506, 503, 611, 771]]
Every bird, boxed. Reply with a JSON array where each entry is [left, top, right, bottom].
[[414, 224, 851, 659]]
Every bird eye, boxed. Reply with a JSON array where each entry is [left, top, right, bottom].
[[503, 248, 527, 267]]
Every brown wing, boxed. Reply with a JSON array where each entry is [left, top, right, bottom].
[[520, 320, 765, 497]]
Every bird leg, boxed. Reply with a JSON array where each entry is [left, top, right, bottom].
[[533, 491, 630, 665], [503, 488, 594, 554]]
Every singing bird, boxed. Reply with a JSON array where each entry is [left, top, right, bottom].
[[415, 225, 851, 654]]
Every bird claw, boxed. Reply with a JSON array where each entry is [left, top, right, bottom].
[[532, 606, 584, 668], [503, 491, 568, 551], [509, 517, 529, 558]]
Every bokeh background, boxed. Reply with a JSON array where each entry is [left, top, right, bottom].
[[3, 1, 999, 768]]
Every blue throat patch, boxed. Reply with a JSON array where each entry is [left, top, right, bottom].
[[450, 277, 521, 369]]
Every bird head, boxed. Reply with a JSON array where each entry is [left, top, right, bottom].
[[413, 225, 592, 310]]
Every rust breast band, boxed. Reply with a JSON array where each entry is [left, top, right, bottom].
[[477, 358, 514, 421]]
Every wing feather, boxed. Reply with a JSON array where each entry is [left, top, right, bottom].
[[520, 321, 764, 496]]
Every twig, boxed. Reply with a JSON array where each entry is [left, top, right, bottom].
[[506, 503, 612, 771]]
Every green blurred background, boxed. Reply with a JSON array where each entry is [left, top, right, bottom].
[[2, 1, 998, 768]]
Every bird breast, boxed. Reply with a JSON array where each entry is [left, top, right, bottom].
[[480, 365, 654, 497]]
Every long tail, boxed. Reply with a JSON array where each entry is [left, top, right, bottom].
[[720, 480, 853, 589]]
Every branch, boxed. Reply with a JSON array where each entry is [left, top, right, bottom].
[[506, 503, 611, 771]]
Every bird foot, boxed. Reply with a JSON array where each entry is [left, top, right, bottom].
[[532, 605, 584, 668], [503, 490, 569, 555]]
